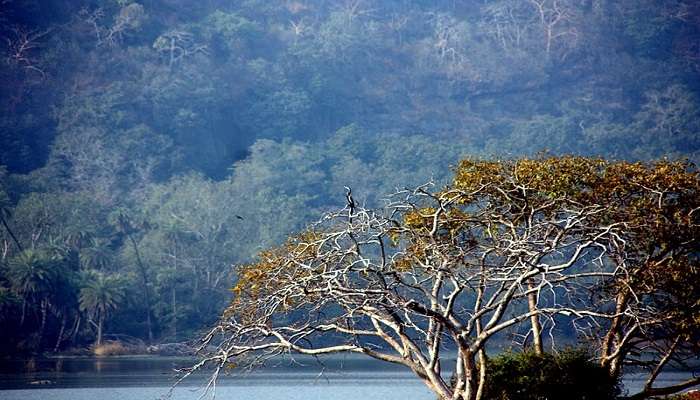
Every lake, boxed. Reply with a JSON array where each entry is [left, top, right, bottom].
[[0, 356, 695, 400], [0, 356, 432, 400]]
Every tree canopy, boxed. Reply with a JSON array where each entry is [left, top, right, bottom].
[[190, 156, 699, 400]]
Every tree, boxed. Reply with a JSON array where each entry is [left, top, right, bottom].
[[6, 249, 57, 329], [0, 166, 22, 255], [188, 156, 698, 400], [527, 0, 579, 58], [78, 271, 125, 346], [47, 260, 79, 353], [138, 173, 242, 335], [2, 25, 50, 80], [113, 210, 155, 343], [585, 160, 700, 399], [153, 30, 207, 68]]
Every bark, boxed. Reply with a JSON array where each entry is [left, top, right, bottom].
[[38, 299, 48, 346], [527, 279, 543, 355], [20, 298, 26, 325], [127, 234, 154, 343], [475, 349, 487, 400], [70, 314, 81, 345], [171, 286, 177, 338], [53, 314, 66, 352], [97, 313, 103, 346], [461, 347, 479, 400], [644, 336, 681, 393], [601, 289, 630, 378]]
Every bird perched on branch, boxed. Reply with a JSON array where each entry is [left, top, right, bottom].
[[344, 186, 355, 222]]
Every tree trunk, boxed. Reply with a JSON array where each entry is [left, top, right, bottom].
[[527, 279, 543, 355], [475, 348, 487, 400], [171, 286, 177, 338], [53, 314, 66, 352], [71, 314, 81, 345], [20, 298, 26, 325], [97, 313, 103, 346], [463, 349, 479, 400], [601, 289, 630, 378], [128, 234, 154, 343], [38, 299, 48, 347]]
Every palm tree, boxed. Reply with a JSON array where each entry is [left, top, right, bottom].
[[48, 268, 80, 352], [79, 237, 113, 271], [79, 271, 125, 346], [114, 210, 154, 342], [6, 249, 56, 328]]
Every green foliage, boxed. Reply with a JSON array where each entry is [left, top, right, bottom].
[[202, 10, 259, 53], [0, 285, 19, 313], [248, 88, 312, 137], [78, 271, 125, 317], [482, 350, 620, 400], [79, 270, 126, 345], [1, 0, 699, 355]]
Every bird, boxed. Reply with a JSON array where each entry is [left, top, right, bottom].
[[235, 215, 244, 220], [344, 186, 355, 222]]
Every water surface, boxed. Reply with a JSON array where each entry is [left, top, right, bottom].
[[0, 356, 695, 400], [0, 356, 431, 400]]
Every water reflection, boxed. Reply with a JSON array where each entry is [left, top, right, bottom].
[[0, 356, 696, 397], [24, 358, 36, 373], [94, 359, 103, 373], [54, 358, 63, 373]]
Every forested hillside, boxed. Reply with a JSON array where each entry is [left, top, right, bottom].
[[0, 0, 698, 354]]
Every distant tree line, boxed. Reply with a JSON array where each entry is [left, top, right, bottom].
[[0, 0, 699, 353], [0, 129, 469, 353]]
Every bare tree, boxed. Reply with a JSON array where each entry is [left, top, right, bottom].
[[78, 3, 145, 47], [528, 0, 579, 58], [153, 30, 208, 68], [289, 18, 309, 45], [482, 1, 534, 52], [3, 26, 50, 79], [431, 14, 461, 63], [103, 3, 145, 46], [481, 0, 580, 59], [337, 0, 377, 27], [386, 13, 408, 46], [78, 7, 106, 45], [182, 158, 699, 400]]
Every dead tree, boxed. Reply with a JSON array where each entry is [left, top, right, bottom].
[[153, 30, 208, 68], [3, 26, 50, 79]]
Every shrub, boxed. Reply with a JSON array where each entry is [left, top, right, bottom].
[[481, 349, 620, 400], [92, 340, 145, 356]]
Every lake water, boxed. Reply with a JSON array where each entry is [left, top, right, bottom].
[[0, 356, 695, 400], [0, 356, 433, 400]]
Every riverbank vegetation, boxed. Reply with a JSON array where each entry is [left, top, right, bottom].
[[483, 350, 620, 400], [0, 0, 699, 365]]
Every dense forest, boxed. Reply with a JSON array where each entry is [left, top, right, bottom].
[[0, 0, 698, 355]]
